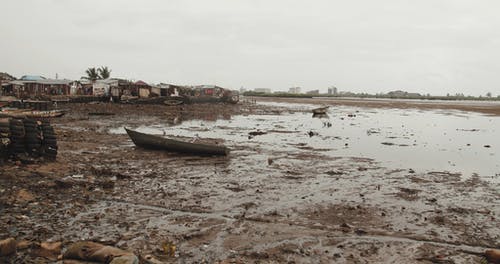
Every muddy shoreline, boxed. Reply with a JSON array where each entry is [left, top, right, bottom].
[[1, 100, 499, 263], [250, 96, 500, 116]]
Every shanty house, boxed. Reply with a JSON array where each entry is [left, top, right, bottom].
[[70, 79, 93, 95], [9, 75, 71, 98], [92, 78, 136, 100], [135, 80, 151, 98], [152, 83, 184, 97], [0, 72, 16, 95], [93, 79, 116, 96], [193, 85, 225, 97]]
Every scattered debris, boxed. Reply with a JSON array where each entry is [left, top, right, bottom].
[[248, 131, 267, 136], [325, 170, 343, 176], [308, 131, 318, 137], [33, 241, 62, 260], [366, 129, 380, 135], [15, 189, 35, 203], [0, 238, 16, 256], [63, 241, 138, 263], [456, 128, 479, 132], [88, 112, 116, 116], [485, 249, 500, 264]]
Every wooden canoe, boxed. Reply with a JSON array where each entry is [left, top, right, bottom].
[[164, 99, 184, 106], [312, 106, 329, 114], [0, 109, 66, 118], [125, 128, 229, 156]]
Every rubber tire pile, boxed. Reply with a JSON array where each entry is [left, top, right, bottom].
[[0, 117, 57, 161]]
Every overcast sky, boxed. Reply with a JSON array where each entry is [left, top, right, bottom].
[[1, 0, 499, 96]]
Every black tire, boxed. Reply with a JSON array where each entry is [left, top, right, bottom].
[[25, 131, 38, 136], [26, 139, 41, 145], [44, 149, 57, 155], [10, 138, 24, 143], [9, 126, 25, 132], [43, 138, 57, 143], [11, 134, 25, 139], [45, 144, 58, 149], [10, 128, 24, 134], [12, 148, 25, 154], [27, 144, 42, 149], [43, 139, 57, 145]]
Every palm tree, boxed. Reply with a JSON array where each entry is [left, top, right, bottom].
[[98, 66, 111, 79], [83, 67, 100, 81]]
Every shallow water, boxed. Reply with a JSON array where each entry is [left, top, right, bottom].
[[110, 104, 500, 181]]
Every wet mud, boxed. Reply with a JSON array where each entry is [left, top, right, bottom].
[[1, 99, 499, 263]]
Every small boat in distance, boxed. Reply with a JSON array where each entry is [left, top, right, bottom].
[[125, 128, 229, 156], [312, 106, 329, 114], [0, 109, 67, 118]]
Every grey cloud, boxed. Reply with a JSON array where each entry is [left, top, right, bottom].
[[1, 0, 499, 95]]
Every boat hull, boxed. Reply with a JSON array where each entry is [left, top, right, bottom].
[[125, 128, 229, 156], [0, 109, 66, 118], [312, 107, 329, 114]]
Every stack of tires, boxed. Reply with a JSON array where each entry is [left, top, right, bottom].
[[0, 118, 10, 160], [24, 119, 43, 157], [41, 120, 57, 160], [0, 118, 57, 162], [9, 119, 26, 156]]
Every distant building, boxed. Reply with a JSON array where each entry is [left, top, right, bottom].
[[306, 90, 319, 95], [387, 90, 421, 98], [289, 87, 301, 94], [253, 88, 271, 93], [327, 86, 338, 95]]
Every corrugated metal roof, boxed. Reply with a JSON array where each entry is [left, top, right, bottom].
[[195, 85, 223, 89], [135, 80, 149, 86], [10, 79, 72, 85], [38, 79, 72, 85], [0, 72, 16, 80], [20, 75, 46, 81]]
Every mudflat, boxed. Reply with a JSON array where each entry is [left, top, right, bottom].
[[1, 98, 498, 263]]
